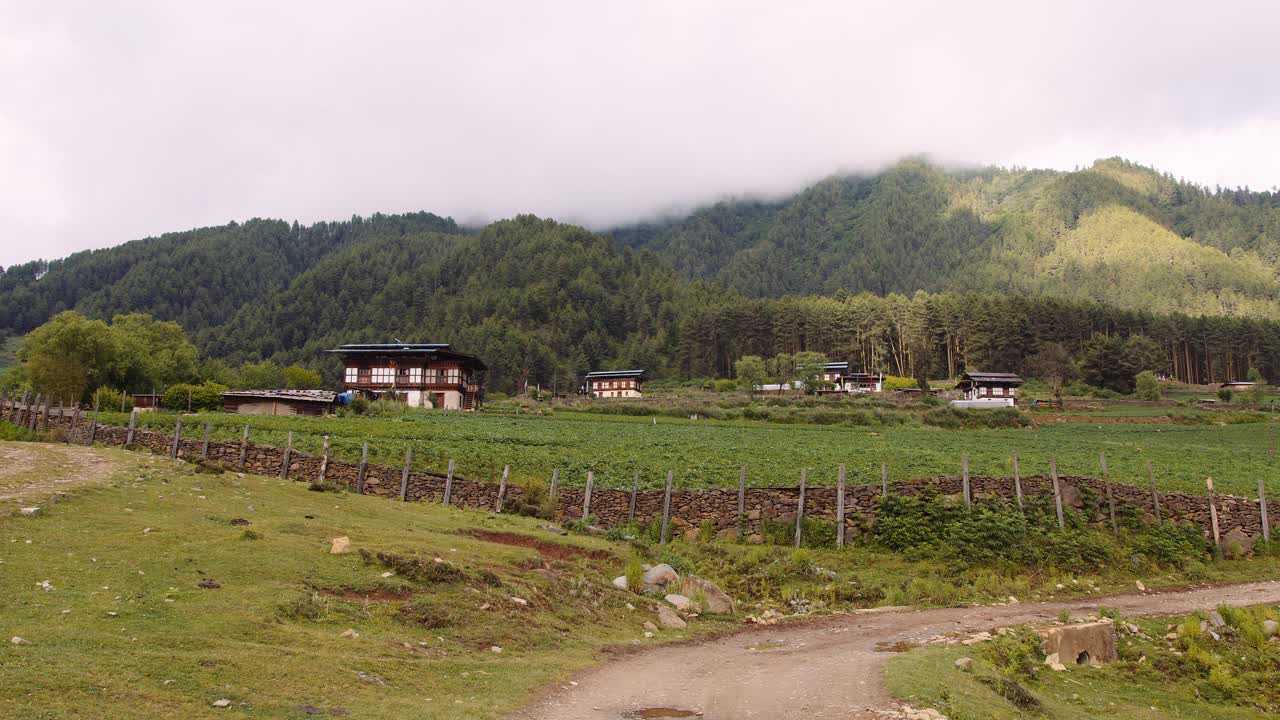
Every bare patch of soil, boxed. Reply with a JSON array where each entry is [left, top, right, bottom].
[[0, 441, 121, 506], [468, 530, 613, 561]]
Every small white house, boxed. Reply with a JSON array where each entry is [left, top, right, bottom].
[[819, 361, 883, 394], [586, 370, 645, 399], [951, 372, 1023, 408]]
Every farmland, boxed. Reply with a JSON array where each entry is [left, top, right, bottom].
[[95, 407, 1280, 498]]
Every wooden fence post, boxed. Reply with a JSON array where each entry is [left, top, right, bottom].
[[961, 452, 971, 511], [1147, 461, 1162, 523], [1207, 477, 1222, 559], [126, 410, 137, 445], [549, 467, 559, 501], [28, 393, 41, 432], [1100, 451, 1117, 535], [201, 421, 212, 459], [881, 462, 888, 497], [41, 396, 51, 432], [1050, 457, 1065, 529], [1260, 479, 1270, 545], [582, 470, 595, 518], [120, 392, 127, 413], [628, 470, 639, 523], [443, 459, 455, 506], [88, 392, 99, 445], [836, 464, 846, 548], [1012, 450, 1023, 513], [356, 442, 368, 494], [17, 389, 29, 427], [238, 425, 250, 468], [318, 435, 330, 484], [496, 465, 509, 512], [660, 470, 673, 544], [795, 467, 808, 548], [0, 386, 8, 423], [738, 465, 747, 520], [399, 448, 412, 501], [170, 417, 183, 459], [72, 406, 81, 440], [279, 431, 293, 478]]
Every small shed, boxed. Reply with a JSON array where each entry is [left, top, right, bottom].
[[221, 390, 336, 416]]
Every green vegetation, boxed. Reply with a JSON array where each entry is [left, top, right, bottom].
[[100, 407, 1280, 496], [4, 160, 1280, 394], [886, 604, 1280, 718]]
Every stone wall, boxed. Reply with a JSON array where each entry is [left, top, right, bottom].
[[10, 404, 1279, 544]]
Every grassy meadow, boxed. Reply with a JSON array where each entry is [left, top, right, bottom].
[[98, 406, 1280, 497]]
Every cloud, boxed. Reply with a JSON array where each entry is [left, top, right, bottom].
[[2, 0, 1279, 266]]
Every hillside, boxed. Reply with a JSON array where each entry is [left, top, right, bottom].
[[610, 158, 1280, 317], [3, 159, 1280, 390]]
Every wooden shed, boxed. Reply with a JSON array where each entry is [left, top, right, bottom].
[[221, 390, 336, 416]]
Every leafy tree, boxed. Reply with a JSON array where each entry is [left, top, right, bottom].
[[19, 311, 123, 402], [1025, 342, 1078, 398], [734, 355, 767, 393], [283, 365, 322, 389], [793, 351, 829, 393], [1134, 370, 1161, 400], [111, 313, 199, 392], [236, 360, 283, 389], [162, 381, 228, 412], [1218, 387, 1234, 404]]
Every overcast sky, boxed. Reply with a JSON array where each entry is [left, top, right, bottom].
[[3, 1, 1279, 267]]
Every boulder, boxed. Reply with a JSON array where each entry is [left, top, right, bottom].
[[612, 576, 629, 591], [1039, 622, 1117, 666], [954, 657, 973, 671], [683, 528, 701, 543], [682, 575, 735, 614], [655, 605, 687, 629], [1208, 611, 1226, 629], [664, 594, 691, 611], [1263, 619, 1278, 638], [330, 536, 351, 554], [19, 507, 40, 516], [747, 533, 763, 545], [715, 527, 737, 542], [642, 564, 679, 589], [1222, 527, 1254, 559], [1060, 483, 1084, 510], [643, 621, 658, 632]]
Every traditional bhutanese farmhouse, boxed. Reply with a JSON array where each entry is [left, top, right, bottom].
[[818, 361, 883, 394], [221, 389, 336, 416], [586, 370, 644, 398], [952, 371, 1024, 407], [328, 343, 485, 410], [1221, 380, 1256, 392]]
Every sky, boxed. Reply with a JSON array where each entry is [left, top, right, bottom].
[[2, 1, 1279, 267]]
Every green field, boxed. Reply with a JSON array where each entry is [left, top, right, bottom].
[[98, 408, 1280, 497]]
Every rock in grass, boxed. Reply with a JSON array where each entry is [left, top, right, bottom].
[[212, 699, 231, 708], [197, 579, 221, 589], [339, 629, 359, 639], [682, 575, 734, 614], [10, 636, 30, 645], [509, 596, 528, 607], [656, 605, 687, 629], [642, 564, 679, 589], [954, 657, 973, 671], [612, 576, 629, 591], [330, 536, 351, 554], [19, 507, 39, 516], [664, 594, 691, 611]]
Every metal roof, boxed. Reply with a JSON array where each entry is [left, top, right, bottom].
[[822, 361, 850, 370], [326, 343, 486, 370], [585, 369, 646, 378], [958, 372, 1024, 384], [222, 390, 337, 403]]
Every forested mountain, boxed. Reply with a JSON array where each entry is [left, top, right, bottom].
[[3, 158, 1280, 392], [610, 158, 1280, 317]]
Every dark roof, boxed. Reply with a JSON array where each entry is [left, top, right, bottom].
[[222, 390, 336, 403], [327, 342, 486, 370], [1221, 381, 1256, 387], [585, 370, 645, 379], [958, 371, 1024, 386], [822, 361, 850, 371]]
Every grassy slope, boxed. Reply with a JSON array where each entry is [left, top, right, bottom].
[[0, 447, 708, 719], [101, 409, 1280, 497], [884, 609, 1279, 720]]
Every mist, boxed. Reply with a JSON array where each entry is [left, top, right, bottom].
[[2, 1, 1279, 266]]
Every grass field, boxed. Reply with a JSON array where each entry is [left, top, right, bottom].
[[885, 607, 1280, 719], [100, 408, 1280, 497]]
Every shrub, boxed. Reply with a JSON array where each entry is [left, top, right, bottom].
[[1134, 371, 1162, 400], [984, 626, 1046, 680], [348, 396, 370, 415], [1130, 522, 1205, 568], [161, 381, 228, 411], [94, 387, 134, 413], [922, 406, 1030, 429], [1218, 387, 1234, 403]]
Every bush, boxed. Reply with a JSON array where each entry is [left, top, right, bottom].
[[93, 387, 134, 413], [1134, 371, 1162, 400], [922, 406, 1030, 429], [348, 396, 370, 415], [162, 381, 228, 412], [1218, 387, 1234, 403], [1130, 522, 1205, 568], [985, 626, 1046, 680]]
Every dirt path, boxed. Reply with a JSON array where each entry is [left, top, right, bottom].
[[514, 580, 1280, 720], [0, 440, 120, 506]]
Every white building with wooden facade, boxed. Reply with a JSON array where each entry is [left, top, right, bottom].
[[586, 370, 644, 399], [952, 371, 1023, 408], [817, 361, 883, 394], [328, 343, 485, 410]]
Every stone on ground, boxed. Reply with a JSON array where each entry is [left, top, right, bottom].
[[682, 575, 734, 614], [330, 536, 351, 554], [953, 657, 973, 671], [664, 594, 691, 611], [642, 564, 679, 589], [612, 575, 629, 591], [212, 699, 231, 708], [656, 605, 687, 629]]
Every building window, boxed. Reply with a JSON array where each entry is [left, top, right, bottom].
[[371, 367, 394, 383], [994, 386, 1004, 396], [408, 367, 422, 383], [345, 367, 358, 382]]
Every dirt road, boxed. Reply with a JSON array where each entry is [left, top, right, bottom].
[[0, 440, 119, 506], [514, 580, 1280, 720]]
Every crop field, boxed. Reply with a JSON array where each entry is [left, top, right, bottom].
[[93, 408, 1280, 498]]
